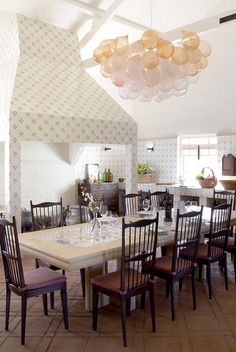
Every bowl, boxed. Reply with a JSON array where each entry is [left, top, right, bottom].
[[118, 178, 124, 183], [219, 180, 236, 190]]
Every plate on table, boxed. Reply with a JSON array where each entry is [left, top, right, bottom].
[[98, 217, 118, 225], [158, 226, 169, 235]]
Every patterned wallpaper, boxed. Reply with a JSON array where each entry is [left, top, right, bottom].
[[76, 145, 126, 181], [138, 138, 178, 182], [2, 15, 137, 224], [0, 13, 19, 140]]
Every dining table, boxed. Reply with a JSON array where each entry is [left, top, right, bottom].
[[19, 208, 236, 310]]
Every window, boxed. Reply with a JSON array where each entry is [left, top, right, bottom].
[[179, 135, 217, 185]]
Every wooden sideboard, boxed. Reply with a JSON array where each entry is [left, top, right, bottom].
[[78, 182, 119, 214]]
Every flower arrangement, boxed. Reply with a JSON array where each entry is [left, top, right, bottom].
[[82, 191, 101, 215]]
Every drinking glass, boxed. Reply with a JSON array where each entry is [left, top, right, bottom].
[[143, 199, 150, 212], [100, 205, 108, 218]]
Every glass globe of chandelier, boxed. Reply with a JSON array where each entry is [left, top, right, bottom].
[[93, 29, 211, 102]]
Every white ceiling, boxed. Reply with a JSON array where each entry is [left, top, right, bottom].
[[0, 0, 236, 138]]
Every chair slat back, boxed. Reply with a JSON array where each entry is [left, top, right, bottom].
[[122, 193, 141, 216], [213, 189, 236, 210], [120, 215, 158, 293], [172, 207, 203, 274], [149, 190, 168, 209], [208, 202, 232, 259], [30, 198, 63, 231], [0, 217, 25, 288]]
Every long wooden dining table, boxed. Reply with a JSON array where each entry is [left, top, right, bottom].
[[19, 208, 236, 310]]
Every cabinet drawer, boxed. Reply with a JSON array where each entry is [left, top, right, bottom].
[[102, 182, 119, 190]]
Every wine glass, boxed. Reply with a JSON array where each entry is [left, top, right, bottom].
[[184, 201, 191, 212], [190, 201, 198, 211], [100, 204, 108, 218], [143, 199, 150, 212]]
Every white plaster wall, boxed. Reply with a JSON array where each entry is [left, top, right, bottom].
[[21, 142, 77, 209]]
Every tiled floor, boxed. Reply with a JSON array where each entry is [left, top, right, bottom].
[[0, 255, 236, 351]]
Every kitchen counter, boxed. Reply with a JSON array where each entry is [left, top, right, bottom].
[[137, 183, 224, 207]]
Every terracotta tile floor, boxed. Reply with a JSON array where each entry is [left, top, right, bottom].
[[1, 255, 236, 351]]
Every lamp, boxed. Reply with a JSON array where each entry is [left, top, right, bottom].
[[147, 147, 154, 152], [93, 22, 211, 102], [104, 147, 112, 151]]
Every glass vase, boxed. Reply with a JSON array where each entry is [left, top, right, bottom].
[[91, 212, 100, 237]]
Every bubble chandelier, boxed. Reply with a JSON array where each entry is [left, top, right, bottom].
[[93, 29, 211, 102]]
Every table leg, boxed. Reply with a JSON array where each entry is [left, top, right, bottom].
[[84, 264, 110, 311]]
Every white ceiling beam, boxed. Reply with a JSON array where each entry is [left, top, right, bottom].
[[58, 0, 149, 32], [79, 0, 124, 48], [163, 8, 236, 42]]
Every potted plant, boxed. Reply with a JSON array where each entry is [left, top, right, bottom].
[[137, 162, 153, 183]]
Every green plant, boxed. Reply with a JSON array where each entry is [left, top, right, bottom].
[[138, 162, 152, 175]]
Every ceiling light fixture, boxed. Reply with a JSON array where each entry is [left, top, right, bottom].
[[147, 147, 154, 152], [104, 147, 112, 151], [93, 3, 211, 102]]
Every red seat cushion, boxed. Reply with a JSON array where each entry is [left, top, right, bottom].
[[24, 267, 66, 291]]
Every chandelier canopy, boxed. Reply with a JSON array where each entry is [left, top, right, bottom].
[[93, 30, 211, 102]]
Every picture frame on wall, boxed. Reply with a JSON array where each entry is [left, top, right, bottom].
[[85, 163, 99, 182]]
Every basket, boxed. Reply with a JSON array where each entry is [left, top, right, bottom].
[[198, 167, 217, 188]]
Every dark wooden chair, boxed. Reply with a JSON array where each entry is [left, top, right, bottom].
[[213, 189, 236, 276], [226, 236, 236, 283], [122, 193, 142, 216], [213, 189, 236, 210], [144, 207, 203, 320], [149, 190, 168, 210], [197, 203, 232, 299], [0, 217, 68, 345], [30, 198, 65, 308], [91, 215, 159, 347]]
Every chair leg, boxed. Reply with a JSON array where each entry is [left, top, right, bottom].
[[170, 279, 175, 321], [126, 298, 131, 317], [120, 296, 127, 347], [223, 255, 228, 291], [141, 293, 145, 309], [191, 269, 197, 310], [60, 286, 69, 330], [198, 263, 203, 281], [5, 285, 11, 331], [206, 264, 212, 299], [179, 278, 183, 291], [166, 280, 170, 298], [42, 294, 48, 315], [21, 294, 27, 345], [50, 292, 54, 309], [80, 268, 86, 298], [92, 288, 99, 331], [149, 285, 156, 332]]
